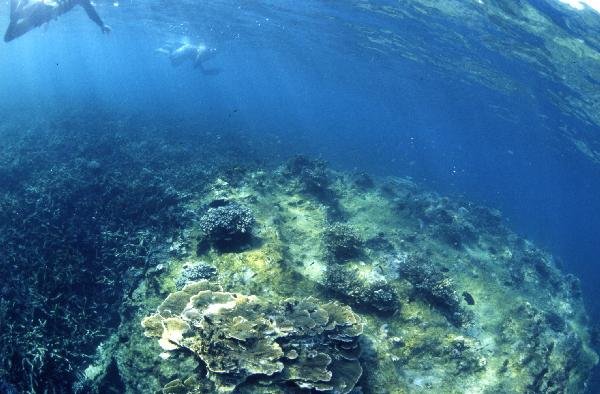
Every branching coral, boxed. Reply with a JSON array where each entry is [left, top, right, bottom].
[[397, 254, 471, 326], [0, 117, 273, 392], [198, 201, 255, 252], [325, 265, 399, 313], [175, 262, 218, 289], [284, 155, 330, 194], [0, 129, 189, 392], [323, 223, 364, 262]]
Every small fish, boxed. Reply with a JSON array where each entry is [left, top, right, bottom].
[[462, 291, 475, 305]]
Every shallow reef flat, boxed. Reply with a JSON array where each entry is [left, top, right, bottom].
[[80, 156, 598, 393]]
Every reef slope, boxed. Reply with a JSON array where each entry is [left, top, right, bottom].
[[81, 157, 598, 393]]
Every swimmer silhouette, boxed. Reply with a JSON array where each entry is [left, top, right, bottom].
[[157, 39, 219, 75], [4, 0, 110, 42]]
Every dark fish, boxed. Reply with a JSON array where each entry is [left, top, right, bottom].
[[462, 291, 475, 306]]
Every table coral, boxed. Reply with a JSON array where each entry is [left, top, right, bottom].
[[142, 282, 363, 393]]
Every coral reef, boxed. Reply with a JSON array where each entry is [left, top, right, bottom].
[[284, 155, 330, 195], [396, 253, 471, 326], [351, 172, 375, 190], [325, 265, 399, 313], [175, 262, 218, 289], [198, 201, 255, 252], [142, 281, 363, 393], [0, 114, 277, 392], [497, 302, 597, 393], [29, 155, 596, 394], [323, 223, 364, 262]]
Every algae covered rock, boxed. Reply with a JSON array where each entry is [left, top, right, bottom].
[[142, 282, 363, 393]]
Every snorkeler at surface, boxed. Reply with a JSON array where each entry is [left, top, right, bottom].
[[157, 40, 219, 75], [4, 0, 110, 42]]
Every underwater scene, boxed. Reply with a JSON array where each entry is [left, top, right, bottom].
[[2, 0, 600, 393]]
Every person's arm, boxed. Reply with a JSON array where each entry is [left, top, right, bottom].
[[80, 0, 110, 33], [4, 1, 36, 42]]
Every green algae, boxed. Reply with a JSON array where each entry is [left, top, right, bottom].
[[78, 160, 598, 393]]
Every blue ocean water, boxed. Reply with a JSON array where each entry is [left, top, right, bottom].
[[1, 0, 600, 391]]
